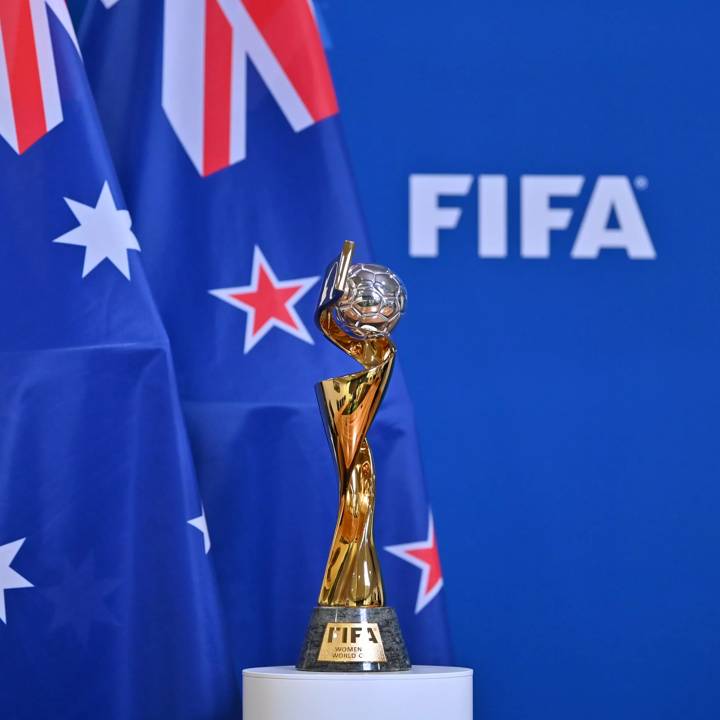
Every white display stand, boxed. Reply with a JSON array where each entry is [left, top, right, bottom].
[[243, 665, 473, 720]]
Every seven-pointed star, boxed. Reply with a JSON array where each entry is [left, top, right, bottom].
[[209, 246, 319, 353], [0, 538, 33, 624], [43, 556, 120, 645], [385, 511, 444, 614], [53, 181, 140, 279], [188, 505, 211, 554]]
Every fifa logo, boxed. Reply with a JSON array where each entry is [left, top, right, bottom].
[[317, 622, 387, 663], [409, 174, 656, 260]]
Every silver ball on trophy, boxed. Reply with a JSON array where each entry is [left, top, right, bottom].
[[333, 263, 407, 339]]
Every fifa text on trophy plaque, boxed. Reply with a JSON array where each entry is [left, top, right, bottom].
[[297, 241, 412, 672]]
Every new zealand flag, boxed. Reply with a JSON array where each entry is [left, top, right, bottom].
[[0, 1, 239, 718], [79, 0, 453, 677]]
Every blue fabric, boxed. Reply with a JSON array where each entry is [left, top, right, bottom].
[[0, 9, 239, 720], [79, 0, 452, 682]]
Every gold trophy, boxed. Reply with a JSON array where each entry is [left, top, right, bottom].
[[297, 241, 411, 672]]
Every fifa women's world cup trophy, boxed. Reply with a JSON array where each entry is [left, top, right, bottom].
[[297, 241, 412, 672]]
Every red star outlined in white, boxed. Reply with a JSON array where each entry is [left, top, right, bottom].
[[209, 246, 319, 353], [385, 510, 444, 614]]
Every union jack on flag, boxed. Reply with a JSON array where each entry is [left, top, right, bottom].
[[162, 0, 338, 176], [0, 0, 78, 154]]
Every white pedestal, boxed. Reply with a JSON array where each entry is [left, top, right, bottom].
[[243, 665, 473, 720]]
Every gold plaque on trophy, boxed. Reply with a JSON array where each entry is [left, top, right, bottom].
[[317, 623, 387, 663]]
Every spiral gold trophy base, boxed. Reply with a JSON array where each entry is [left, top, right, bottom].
[[296, 241, 411, 673]]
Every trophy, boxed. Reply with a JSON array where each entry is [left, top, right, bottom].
[[297, 241, 412, 672]]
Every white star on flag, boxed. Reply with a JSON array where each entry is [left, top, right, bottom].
[[0, 538, 33, 624], [188, 505, 211, 554], [209, 246, 319, 353], [53, 181, 140, 280]]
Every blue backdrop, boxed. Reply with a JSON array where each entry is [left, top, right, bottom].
[[69, 1, 720, 718]]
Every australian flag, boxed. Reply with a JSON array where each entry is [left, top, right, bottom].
[[0, 2, 239, 719], [79, 0, 453, 678]]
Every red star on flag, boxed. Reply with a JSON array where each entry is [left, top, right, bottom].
[[385, 510, 444, 613], [209, 246, 319, 353]]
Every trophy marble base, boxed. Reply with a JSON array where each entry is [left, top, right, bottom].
[[297, 606, 411, 672]]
